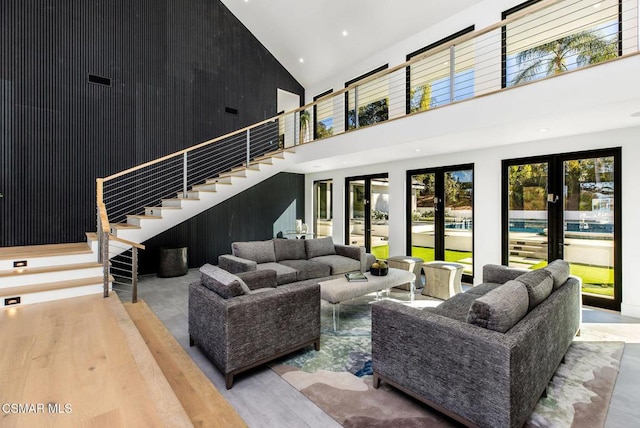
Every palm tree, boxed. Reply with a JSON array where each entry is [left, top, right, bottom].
[[511, 30, 617, 86]]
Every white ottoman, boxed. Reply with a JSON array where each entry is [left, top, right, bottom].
[[386, 256, 424, 290], [422, 261, 464, 300]]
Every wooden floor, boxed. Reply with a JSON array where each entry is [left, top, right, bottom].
[[124, 300, 246, 428], [0, 293, 192, 427]]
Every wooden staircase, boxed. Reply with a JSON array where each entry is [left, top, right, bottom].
[[0, 234, 111, 308], [108, 149, 296, 245], [0, 149, 295, 308]]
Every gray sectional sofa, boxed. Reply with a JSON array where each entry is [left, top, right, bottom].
[[218, 237, 367, 285], [371, 260, 581, 428], [189, 265, 320, 389]]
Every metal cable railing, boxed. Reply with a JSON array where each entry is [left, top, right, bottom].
[[95, 0, 639, 287]]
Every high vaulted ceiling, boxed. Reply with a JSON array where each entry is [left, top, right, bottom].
[[220, 0, 480, 89]]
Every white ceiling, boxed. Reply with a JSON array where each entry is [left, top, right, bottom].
[[220, 0, 480, 88]]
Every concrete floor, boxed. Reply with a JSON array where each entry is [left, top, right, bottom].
[[114, 270, 640, 428]]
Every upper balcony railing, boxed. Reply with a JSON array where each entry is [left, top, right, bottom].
[[96, 0, 639, 237]]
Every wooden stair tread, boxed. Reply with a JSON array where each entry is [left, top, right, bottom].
[[126, 215, 163, 220], [0, 261, 102, 278], [144, 206, 182, 210], [124, 300, 246, 428], [0, 275, 113, 298], [0, 242, 93, 261], [110, 223, 142, 230], [86, 232, 98, 241]]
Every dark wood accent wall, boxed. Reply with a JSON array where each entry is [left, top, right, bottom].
[[0, 0, 304, 247], [138, 172, 305, 274]]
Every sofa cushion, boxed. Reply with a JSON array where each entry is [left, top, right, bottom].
[[544, 259, 571, 290], [467, 280, 529, 333], [256, 262, 298, 285], [232, 240, 276, 264], [464, 282, 502, 296], [305, 237, 336, 259], [515, 269, 554, 311], [274, 238, 307, 261], [430, 292, 480, 323], [199, 264, 251, 299], [279, 259, 331, 281], [310, 255, 360, 275]]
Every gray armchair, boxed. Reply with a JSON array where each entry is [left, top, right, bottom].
[[189, 268, 320, 388]]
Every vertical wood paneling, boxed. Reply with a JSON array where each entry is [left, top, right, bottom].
[[0, 0, 304, 247]]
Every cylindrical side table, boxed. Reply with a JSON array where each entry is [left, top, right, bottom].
[[158, 247, 188, 277], [422, 261, 464, 300], [386, 256, 425, 290]]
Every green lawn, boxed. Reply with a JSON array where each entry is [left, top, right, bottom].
[[372, 244, 614, 298], [512, 260, 614, 297]]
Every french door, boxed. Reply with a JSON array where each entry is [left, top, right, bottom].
[[346, 174, 389, 258], [407, 164, 474, 282], [502, 148, 621, 310]]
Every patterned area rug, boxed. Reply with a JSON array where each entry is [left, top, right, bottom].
[[270, 299, 624, 428]]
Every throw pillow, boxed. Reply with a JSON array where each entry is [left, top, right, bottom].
[[515, 269, 553, 311], [305, 237, 336, 259], [274, 238, 307, 261], [544, 259, 571, 290], [467, 280, 529, 333], [232, 240, 276, 264], [199, 264, 251, 299]]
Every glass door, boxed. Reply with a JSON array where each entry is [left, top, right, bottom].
[[504, 161, 550, 269], [503, 149, 621, 310], [562, 155, 617, 307], [314, 180, 333, 238], [408, 165, 474, 282], [346, 174, 389, 258]]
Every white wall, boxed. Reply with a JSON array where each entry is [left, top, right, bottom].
[[305, 126, 640, 318]]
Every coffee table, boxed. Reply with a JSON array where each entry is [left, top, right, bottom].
[[319, 268, 416, 330]]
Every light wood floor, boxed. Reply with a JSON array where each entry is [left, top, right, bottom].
[[124, 300, 246, 428], [0, 293, 192, 427]]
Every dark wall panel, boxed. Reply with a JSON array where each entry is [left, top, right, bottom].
[[0, 0, 304, 247], [138, 172, 305, 274]]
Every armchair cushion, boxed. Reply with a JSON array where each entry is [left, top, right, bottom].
[[467, 279, 529, 333], [274, 238, 307, 261], [199, 264, 250, 299], [515, 269, 553, 311], [305, 237, 336, 259], [428, 292, 479, 322], [232, 240, 276, 264], [544, 259, 571, 290]]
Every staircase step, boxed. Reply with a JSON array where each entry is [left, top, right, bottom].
[[0, 275, 113, 306], [231, 164, 260, 172], [124, 300, 247, 427], [176, 191, 201, 200], [205, 177, 233, 185], [0, 261, 104, 287], [126, 215, 162, 227], [160, 198, 195, 208], [191, 183, 218, 192], [219, 170, 247, 179], [111, 223, 142, 231], [145, 206, 182, 216], [0, 242, 93, 261]]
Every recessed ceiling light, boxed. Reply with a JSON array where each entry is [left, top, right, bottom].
[[539, 128, 549, 132], [415, 149, 421, 152], [594, 2, 601, 8], [299, 58, 304, 63], [312, 165, 321, 169], [342, 30, 348, 36]]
